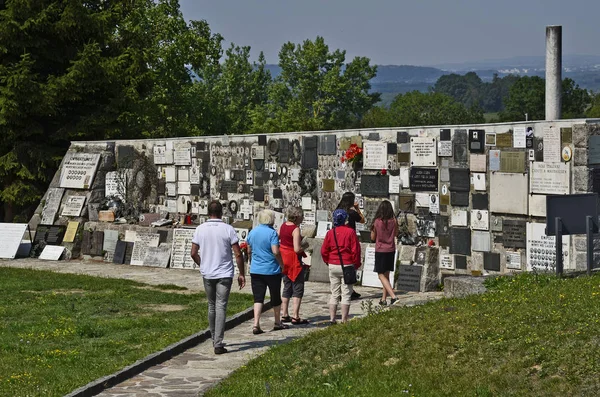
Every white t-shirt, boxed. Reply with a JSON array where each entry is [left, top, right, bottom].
[[192, 219, 239, 279]]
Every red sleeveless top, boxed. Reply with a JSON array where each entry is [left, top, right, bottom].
[[279, 223, 297, 248]]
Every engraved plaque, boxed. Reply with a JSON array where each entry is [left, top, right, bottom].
[[454, 255, 467, 269], [278, 138, 290, 162], [502, 219, 526, 249], [302, 136, 318, 169], [90, 231, 104, 256], [0, 223, 29, 259], [410, 137, 437, 167], [500, 151, 526, 173], [360, 175, 389, 197], [451, 191, 469, 207], [530, 162, 570, 194], [484, 252, 501, 271], [113, 240, 127, 264], [124, 241, 135, 265], [495, 133, 513, 147], [472, 193, 489, 210], [319, 135, 336, 155], [468, 129, 485, 153], [170, 228, 196, 269], [449, 168, 469, 192], [396, 264, 423, 292], [561, 127, 572, 144], [453, 143, 468, 163], [450, 227, 471, 255], [409, 168, 438, 192]]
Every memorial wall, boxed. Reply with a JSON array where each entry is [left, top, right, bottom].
[[24, 120, 600, 287]]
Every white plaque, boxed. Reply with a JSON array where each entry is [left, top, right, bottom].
[[316, 210, 329, 222], [528, 194, 547, 217], [470, 154, 486, 172], [59, 152, 101, 189], [301, 196, 312, 211], [41, 188, 64, 225], [153, 146, 168, 165], [177, 181, 191, 195], [513, 127, 526, 148], [490, 173, 528, 215], [177, 196, 190, 213], [124, 230, 137, 242], [165, 167, 177, 182], [363, 142, 387, 170], [39, 245, 65, 261], [451, 208, 468, 227], [105, 171, 126, 200], [130, 233, 160, 266], [410, 137, 437, 167], [166, 183, 177, 197], [103, 230, 119, 255], [174, 149, 192, 166], [170, 228, 197, 269], [289, 168, 300, 182], [302, 211, 316, 226], [471, 231, 491, 252], [361, 247, 396, 288], [527, 222, 571, 271], [316, 221, 333, 238], [530, 162, 570, 195], [506, 252, 522, 270], [543, 126, 560, 163], [165, 199, 177, 213], [178, 169, 190, 182], [143, 246, 171, 268], [471, 173, 486, 191], [61, 196, 86, 217], [415, 193, 430, 208], [389, 175, 401, 194], [438, 141, 452, 157], [470, 210, 489, 231], [190, 166, 200, 184], [399, 167, 409, 188], [0, 223, 28, 259], [429, 194, 439, 214], [440, 251, 453, 270]]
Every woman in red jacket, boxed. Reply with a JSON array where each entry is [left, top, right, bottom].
[[321, 209, 361, 324]]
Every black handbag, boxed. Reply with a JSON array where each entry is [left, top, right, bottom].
[[333, 227, 358, 285]]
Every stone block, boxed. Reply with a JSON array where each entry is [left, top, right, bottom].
[[573, 236, 587, 252], [399, 245, 416, 263], [98, 211, 115, 222], [423, 248, 440, 292], [573, 166, 591, 193], [574, 148, 588, 167], [572, 124, 588, 149], [470, 252, 484, 271], [443, 276, 487, 298], [308, 241, 329, 283]]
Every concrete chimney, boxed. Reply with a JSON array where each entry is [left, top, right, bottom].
[[545, 25, 562, 120]]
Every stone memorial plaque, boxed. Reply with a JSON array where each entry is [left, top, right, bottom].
[[41, 188, 65, 225], [47, 226, 66, 245], [389, 175, 401, 194], [166, 183, 177, 197], [61, 196, 86, 217], [124, 241, 135, 265], [258, 135, 267, 146], [360, 175, 389, 197], [451, 191, 469, 207], [0, 223, 29, 259], [409, 168, 438, 192], [561, 127, 572, 144], [450, 227, 471, 255], [440, 167, 450, 182], [506, 252, 522, 270], [59, 152, 101, 189], [81, 230, 92, 255], [530, 162, 570, 194], [500, 152, 526, 173], [90, 231, 104, 256], [471, 231, 491, 252], [396, 265, 423, 292], [322, 179, 335, 192], [439, 128, 451, 141], [178, 168, 190, 182], [117, 145, 135, 168], [363, 142, 387, 169], [453, 142, 468, 163], [177, 181, 191, 195], [543, 126, 560, 163], [174, 148, 192, 166], [139, 213, 161, 227], [502, 220, 526, 249], [534, 136, 544, 161], [440, 251, 453, 269], [131, 233, 160, 266], [318, 135, 336, 155], [362, 247, 397, 288], [165, 166, 177, 182], [527, 222, 571, 271], [483, 252, 501, 271], [489, 150, 500, 171], [39, 245, 65, 261], [468, 129, 485, 153], [438, 140, 452, 157], [472, 193, 489, 210], [278, 138, 290, 162], [105, 171, 126, 200], [454, 255, 467, 269], [387, 143, 398, 155], [449, 168, 469, 191], [113, 240, 127, 264], [157, 180, 166, 195], [454, 129, 467, 144], [470, 154, 486, 172], [103, 230, 119, 256], [490, 216, 503, 232], [170, 228, 196, 269], [302, 136, 319, 169], [485, 132, 496, 146], [470, 210, 489, 230], [490, 173, 528, 215], [410, 137, 437, 167], [143, 246, 171, 268], [251, 145, 265, 160], [437, 215, 450, 237], [398, 194, 415, 213], [451, 208, 468, 227], [513, 127, 526, 148], [153, 145, 168, 165], [63, 221, 79, 243], [397, 131, 409, 143], [495, 132, 513, 148]]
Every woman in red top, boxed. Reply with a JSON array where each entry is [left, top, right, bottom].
[[279, 207, 309, 325], [371, 200, 400, 306], [321, 209, 361, 324]]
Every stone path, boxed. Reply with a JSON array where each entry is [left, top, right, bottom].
[[0, 259, 444, 396]]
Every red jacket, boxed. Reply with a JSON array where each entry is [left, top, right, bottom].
[[321, 225, 361, 269]]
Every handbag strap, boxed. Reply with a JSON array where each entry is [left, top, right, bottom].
[[332, 226, 344, 266]]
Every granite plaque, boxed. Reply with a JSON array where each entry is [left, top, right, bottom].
[[81, 230, 92, 255], [454, 129, 467, 144], [387, 143, 398, 155], [278, 138, 290, 162], [170, 228, 197, 269], [471, 231, 491, 252], [500, 152, 526, 173], [449, 168, 469, 192], [450, 227, 471, 255], [472, 193, 489, 210], [530, 162, 570, 194], [454, 255, 467, 269], [124, 241, 135, 265], [502, 220, 526, 248], [490, 216, 503, 232], [360, 175, 389, 197], [113, 240, 127, 264], [117, 145, 135, 167], [453, 143, 468, 163], [302, 136, 319, 169], [440, 129, 451, 141], [451, 191, 469, 207], [258, 135, 267, 146], [90, 231, 104, 256], [397, 131, 409, 143], [468, 129, 485, 153], [143, 246, 171, 268], [0, 223, 29, 259], [47, 226, 66, 245], [483, 252, 501, 271], [41, 188, 65, 225], [59, 152, 101, 189], [318, 136, 336, 155], [396, 265, 423, 292], [410, 137, 437, 167], [409, 168, 438, 192]]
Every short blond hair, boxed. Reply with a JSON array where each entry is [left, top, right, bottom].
[[257, 210, 275, 226], [286, 207, 303, 223]]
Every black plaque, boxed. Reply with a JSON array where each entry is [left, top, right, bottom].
[[397, 131, 409, 143], [273, 189, 283, 199], [454, 129, 467, 144], [387, 143, 398, 155], [157, 180, 166, 195], [440, 129, 451, 141], [439, 235, 450, 248], [451, 191, 469, 207], [90, 231, 104, 256], [199, 152, 210, 173], [302, 136, 318, 169], [409, 168, 438, 192], [526, 135, 533, 149], [33, 226, 50, 244], [453, 143, 468, 163], [368, 132, 380, 141], [113, 240, 127, 264], [484, 252, 501, 272], [254, 188, 265, 202], [472, 193, 489, 210], [158, 230, 169, 244], [534, 137, 544, 162], [278, 138, 290, 162], [254, 171, 265, 186], [190, 185, 200, 196], [449, 168, 469, 191], [319, 135, 336, 155], [436, 215, 450, 237], [360, 175, 389, 197], [502, 220, 526, 249], [117, 145, 135, 168], [396, 265, 423, 292], [124, 242, 135, 265], [221, 181, 238, 193], [196, 142, 206, 151], [231, 170, 244, 181], [47, 226, 66, 245], [449, 227, 471, 255], [469, 129, 485, 153], [258, 135, 267, 146], [414, 247, 427, 265], [81, 230, 93, 255], [454, 255, 467, 269], [253, 159, 265, 172], [593, 168, 600, 195]]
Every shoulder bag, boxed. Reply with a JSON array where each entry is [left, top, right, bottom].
[[333, 227, 358, 285]]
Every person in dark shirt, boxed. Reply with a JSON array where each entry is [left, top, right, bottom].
[[335, 192, 365, 300]]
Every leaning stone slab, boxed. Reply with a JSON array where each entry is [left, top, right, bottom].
[[443, 276, 487, 298]]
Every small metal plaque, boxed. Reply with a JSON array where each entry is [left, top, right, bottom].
[[469, 129, 485, 153], [500, 151, 526, 173], [322, 179, 335, 192]]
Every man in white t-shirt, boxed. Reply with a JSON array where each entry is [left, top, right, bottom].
[[191, 201, 246, 354]]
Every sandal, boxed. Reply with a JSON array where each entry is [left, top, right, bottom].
[[252, 326, 264, 335], [291, 318, 309, 325], [272, 323, 289, 331], [281, 315, 293, 323]]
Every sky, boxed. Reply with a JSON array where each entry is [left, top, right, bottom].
[[179, 0, 600, 66]]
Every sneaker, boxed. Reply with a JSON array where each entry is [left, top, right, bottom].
[[214, 346, 228, 355], [379, 300, 387, 306], [390, 298, 400, 305], [350, 291, 361, 300]]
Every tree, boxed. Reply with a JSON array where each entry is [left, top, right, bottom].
[[362, 91, 485, 128], [562, 78, 591, 119], [587, 92, 600, 118], [249, 36, 379, 133]]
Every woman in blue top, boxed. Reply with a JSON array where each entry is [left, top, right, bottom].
[[247, 210, 288, 334]]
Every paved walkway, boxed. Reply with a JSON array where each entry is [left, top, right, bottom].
[[0, 259, 444, 397]]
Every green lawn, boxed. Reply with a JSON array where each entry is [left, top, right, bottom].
[[0, 267, 254, 397], [206, 273, 600, 397]]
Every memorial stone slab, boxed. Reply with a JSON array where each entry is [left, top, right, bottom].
[[318, 136, 336, 156], [397, 131, 409, 143], [90, 231, 104, 256], [278, 138, 290, 162], [59, 153, 102, 189], [451, 191, 469, 207], [302, 136, 319, 169], [543, 126, 561, 163], [360, 175, 389, 197], [117, 145, 135, 168], [471, 231, 491, 252], [170, 228, 197, 269], [470, 210, 489, 230], [468, 129, 485, 153], [46, 226, 66, 245], [483, 252, 501, 272], [0, 223, 29, 259], [449, 168, 470, 191], [409, 168, 438, 192], [454, 129, 467, 144], [534, 136, 544, 162], [41, 188, 65, 225], [396, 265, 423, 292], [105, 171, 126, 200], [453, 142, 468, 163], [530, 162, 570, 194], [450, 227, 471, 255], [103, 230, 119, 256], [39, 245, 65, 261], [61, 196, 86, 217], [363, 142, 387, 169], [454, 255, 468, 269], [489, 150, 500, 171], [410, 137, 437, 167], [387, 143, 398, 155], [472, 193, 489, 210], [124, 242, 135, 265], [81, 230, 92, 255], [398, 194, 415, 213], [131, 233, 160, 266], [490, 216, 503, 232], [500, 151, 526, 173], [143, 246, 171, 268], [502, 220, 527, 249], [113, 240, 127, 264], [490, 173, 528, 215]]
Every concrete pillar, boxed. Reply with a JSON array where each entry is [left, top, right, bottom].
[[545, 25, 562, 120]]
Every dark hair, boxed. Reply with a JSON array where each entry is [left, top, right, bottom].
[[336, 192, 355, 211], [208, 200, 223, 217], [373, 200, 395, 229]]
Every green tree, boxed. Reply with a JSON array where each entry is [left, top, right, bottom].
[[362, 91, 485, 128], [587, 92, 600, 118], [249, 36, 379, 133], [562, 78, 591, 119]]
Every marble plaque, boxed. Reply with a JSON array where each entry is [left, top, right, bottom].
[[105, 171, 126, 200], [513, 127, 526, 148], [174, 148, 192, 166], [490, 173, 528, 215], [143, 246, 172, 268], [170, 228, 197, 269], [363, 142, 387, 170], [360, 175, 389, 197], [316, 221, 333, 238], [63, 221, 79, 243], [429, 194, 439, 214], [450, 227, 471, 255], [440, 167, 449, 182], [471, 231, 491, 252], [178, 168, 189, 182], [506, 252, 522, 270], [528, 194, 547, 217], [251, 146, 265, 160], [500, 152, 526, 173], [400, 167, 410, 187], [41, 188, 64, 225], [61, 196, 86, 217], [527, 222, 571, 271], [103, 230, 119, 255], [319, 135, 337, 155], [131, 233, 160, 266], [165, 166, 177, 182], [530, 162, 570, 194], [440, 251, 453, 270], [409, 168, 438, 192], [410, 137, 437, 167], [396, 264, 423, 292], [470, 154, 487, 172], [389, 175, 401, 193], [39, 245, 65, 261], [0, 223, 29, 259], [153, 145, 169, 164], [451, 208, 468, 227], [471, 173, 486, 191], [470, 210, 489, 230], [362, 247, 396, 288], [495, 133, 513, 147], [489, 150, 500, 171], [59, 152, 101, 189], [502, 220, 526, 249], [543, 126, 560, 163], [177, 181, 191, 195]]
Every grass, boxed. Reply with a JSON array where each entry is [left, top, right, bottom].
[[206, 272, 600, 397], [0, 267, 254, 397]]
